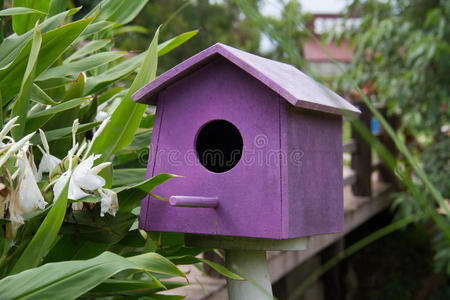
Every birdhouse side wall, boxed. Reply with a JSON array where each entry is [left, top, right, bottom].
[[282, 105, 344, 238]]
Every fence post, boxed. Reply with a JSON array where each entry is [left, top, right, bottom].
[[351, 100, 372, 197], [377, 106, 399, 185]]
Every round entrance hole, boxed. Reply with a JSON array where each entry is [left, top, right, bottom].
[[195, 120, 243, 173]]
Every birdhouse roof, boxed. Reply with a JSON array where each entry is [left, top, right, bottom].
[[132, 43, 360, 115]]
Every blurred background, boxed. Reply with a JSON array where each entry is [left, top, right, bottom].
[[2, 0, 447, 299], [79, 0, 449, 299]]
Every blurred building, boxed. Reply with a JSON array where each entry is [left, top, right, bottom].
[[303, 14, 360, 77]]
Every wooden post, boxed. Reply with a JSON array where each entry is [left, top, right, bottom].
[[225, 250, 273, 299], [186, 235, 307, 300], [377, 106, 399, 185], [351, 101, 372, 196]]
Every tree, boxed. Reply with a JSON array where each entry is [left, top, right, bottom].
[[337, 0, 449, 273], [117, 0, 261, 72]]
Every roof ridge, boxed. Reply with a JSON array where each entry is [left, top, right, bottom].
[[132, 43, 360, 115]]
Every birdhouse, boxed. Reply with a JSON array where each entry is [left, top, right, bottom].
[[133, 43, 360, 240]]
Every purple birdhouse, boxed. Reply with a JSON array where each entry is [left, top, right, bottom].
[[132, 43, 360, 240]]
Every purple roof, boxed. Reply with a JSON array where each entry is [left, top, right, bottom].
[[132, 43, 360, 115]]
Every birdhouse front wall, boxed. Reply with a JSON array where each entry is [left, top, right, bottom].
[[140, 57, 285, 239]]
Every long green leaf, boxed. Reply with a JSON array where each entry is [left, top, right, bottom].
[[86, 0, 148, 25], [10, 22, 41, 139], [88, 28, 159, 162], [30, 121, 101, 144], [37, 52, 125, 81], [84, 30, 198, 94], [12, 0, 49, 35], [158, 30, 199, 56], [28, 97, 88, 119], [0, 251, 184, 300], [169, 255, 244, 280], [0, 8, 77, 70], [84, 279, 167, 297], [106, 0, 149, 25], [30, 83, 58, 105], [0, 7, 47, 16], [128, 252, 185, 278], [113, 168, 147, 187], [0, 12, 95, 104], [64, 39, 112, 62], [116, 173, 179, 213], [10, 173, 70, 274], [73, 21, 115, 45], [25, 97, 88, 133], [84, 52, 145, 94], [48, 0, 68, 17]]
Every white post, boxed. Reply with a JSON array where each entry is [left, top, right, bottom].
[[225, 249, 273, 300]]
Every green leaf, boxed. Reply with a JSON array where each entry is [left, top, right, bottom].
[[62, 211, 136, 244], [114, 25, 149, 36], [0, 9, 75, 70], [30, 121, 101, 144], [31, 84, 57, 105], [37, 52, 125, 81], [12, 0, 50, 35], [73, 21, 115, 45], [98, 86, 125, 105], [0, 13, 95, 104], [127, 252, 185, 278], [140, 113, 155, 128], [158, 30, 199, 57], [60, 72, 85, 102], [85, 279, 167, 297], [25, 97, 88, 133], [88, 27, 160, 161], [86, 0, 148, 25], [0, 251, 183, 300], [113, 168, 147, 187], [64, 39, 112, 62], [48, 0, 68, 17], [122, 128, 152, 150], [116, 173, 178, 213], [140, 295, 185, 300], [0, 7, 47, 16], [170, 255, 244, 280], [10, 172, 69, 274], [28, 97, 88, 119], [10, 22, 41, 140], [83, 30, 198, 94], [106, 0, 149, 25], [84, 52, 145, 94], [35, 77, 73, 90]]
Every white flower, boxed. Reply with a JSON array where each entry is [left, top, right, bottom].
[[53, 170, 71, 202], [95, 111, 109, 122], [86, 116, 110, 156], [68, 155, 110, 200], [0, 116, 18, 143], [11, 149, 46, 223], [37, 129, 61, 181], [98, 187, 118, 217], [0, 132, 35, 167], [18, 161, 46, 212], [37, 153, 61, 181]]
